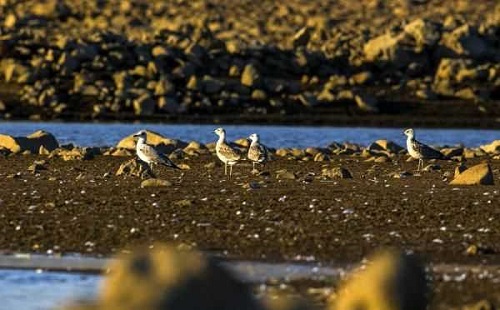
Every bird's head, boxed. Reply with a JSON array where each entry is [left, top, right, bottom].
[[248, 133, 259, 142], [133, 130, 147, 139], [213, 127, 225, 137], [403, 128, 414, 138]]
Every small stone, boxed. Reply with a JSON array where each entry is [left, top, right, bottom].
[[133, 93, 156, 116], [140, 178, 172, 188], [243, 181, 261, 190], [350, 71, 372, 85], [173, 199, 193, 207], [390, 171, 413, 179], [355, 94, 379, 112], [374, 156, 391, 163], [28, 160, 47, 173], [177, 163, 190, 170], [291, 27, 311, 48], [423, 164, 441, 171], [322, 167, 353, 179], [314, 152, 329, 162], [465, 244, 478, 256], [204, 162, 217, 169], [276, 169, 297, 180], [116, 158, 153, 178], [462, 299, 495, 310], [241, 64, 261, 88]]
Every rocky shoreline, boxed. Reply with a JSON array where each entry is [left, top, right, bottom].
[[0, 0, 499, 126], [0, 130, 499, 308]]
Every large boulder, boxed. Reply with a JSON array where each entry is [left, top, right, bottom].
[[329, 250, 428, 310], [403, 19, 441, 50], [116, 130, 187, 154], [368, 140, 404, 154], [439, 24, 493, 60], [480, 140, 500, 155], [0, 130, 58, 154], [450, 163, 494, 185], [363, 21, 434, 69], [98, 243, 264, 310], [364, 33, 413, 68]]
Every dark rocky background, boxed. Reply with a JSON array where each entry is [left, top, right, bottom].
[[0, 0, 499, 126]]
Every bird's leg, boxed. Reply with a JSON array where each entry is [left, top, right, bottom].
[[224, 163, 227, 175], [252, 162, 256, 171], [229, 165, 233, 179]]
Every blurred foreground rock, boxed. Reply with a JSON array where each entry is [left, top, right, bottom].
[[329, 250, 428, 310], [66, 243, 265, 310]]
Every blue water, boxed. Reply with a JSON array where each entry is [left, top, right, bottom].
[[0, 121, 498, 148], [0, 270, 100, 310]]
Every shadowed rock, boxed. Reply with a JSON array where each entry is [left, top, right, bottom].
[[322, 167, 352, 179], [0, 130, 58, 154], [117, 130, 188, 154], [98, 243, 265, 310], [140, 178, 172, 188], [116, 158, 154, 178], [329, 249, 428, 310], [450, 162, 494, 185]]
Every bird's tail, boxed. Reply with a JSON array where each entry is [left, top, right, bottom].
[[163, 161, 181, 170]]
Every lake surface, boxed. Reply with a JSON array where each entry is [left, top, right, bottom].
[[0, 269, 100, 310], [0, 121, 499, 148]]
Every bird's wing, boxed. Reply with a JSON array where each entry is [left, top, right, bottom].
[[258, 144, 269, 162], [219, 143, 241, 161], [414, 140, 445, 159], [158, 152, 181, 169], [140, 144, 162, 161], [143, 144, 180, 169]]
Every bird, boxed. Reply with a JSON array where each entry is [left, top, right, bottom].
[[213, 127, 242, 179], [133, 130, 180, 174], [403, 128, 446, 171], [247, 133, 269, 171]]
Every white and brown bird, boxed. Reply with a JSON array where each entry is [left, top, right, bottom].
[[214, 127, 241, 179], [403, 128, 446, 171], [247, 133, 269, 171], [133, 130, 180, 173]]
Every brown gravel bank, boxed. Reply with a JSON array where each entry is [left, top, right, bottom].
[[0, 0, 500, 126], [0, 154, 498, 264], [1, 153, 500, 308]]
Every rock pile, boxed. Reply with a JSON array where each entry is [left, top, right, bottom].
[[0, 0, 498, 121]]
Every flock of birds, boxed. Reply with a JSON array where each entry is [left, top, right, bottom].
[[132, 127, 447, 179]]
